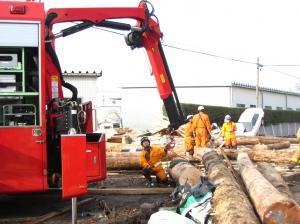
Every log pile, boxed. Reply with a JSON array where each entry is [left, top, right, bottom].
[[237, 152, 300, 224], [224, 147, 294, 164], [197, 149, 260, 224]]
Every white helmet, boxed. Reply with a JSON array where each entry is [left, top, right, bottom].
[[198, 105, 205, 111], [225, 114, 231, 120], [187, 115, 193, 120]]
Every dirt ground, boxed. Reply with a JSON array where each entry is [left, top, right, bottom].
[[1, 167, 300, 224], [0, 171, 172, 224]]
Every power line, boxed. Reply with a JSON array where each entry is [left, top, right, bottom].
[[67, 23, 300, 79], [162, 43, 256, 65]]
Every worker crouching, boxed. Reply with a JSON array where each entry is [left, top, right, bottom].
[[185, 115, 195, 158], [140, 136, 169, 187], [221, 115, 237, 149]]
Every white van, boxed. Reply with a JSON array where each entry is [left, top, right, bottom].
[[236, 108, 264, 136]]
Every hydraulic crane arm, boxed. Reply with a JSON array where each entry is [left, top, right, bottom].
[[45, 1, 185, 130]]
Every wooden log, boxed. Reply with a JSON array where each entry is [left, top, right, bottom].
[[252, 141, 290, 150], [224, 148, 294, 164], [169, 159, 202, 186], [257, 162, 294, 198], [237, 152, 300, 224], [196, 148, 260, 224], [106, 151, 179, 170], [88, 187, 173, 195], [267, 141, 290, 150], [257, 136, 299, 144]]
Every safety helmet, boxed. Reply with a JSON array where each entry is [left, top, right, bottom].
[[187, 115, 193, 120], [225, 114, 231, 120], [140, 136, 150, 145], [198, 105, 205, 111]]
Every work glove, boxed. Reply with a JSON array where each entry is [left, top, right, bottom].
[[143, 165, 152, 173]]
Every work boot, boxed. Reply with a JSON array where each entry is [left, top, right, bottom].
[[288, 163, 295, 170], [146, 181, 155, 188]]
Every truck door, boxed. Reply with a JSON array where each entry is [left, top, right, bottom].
[[61, 134, 87, 199], [0, 21, 46, 193]]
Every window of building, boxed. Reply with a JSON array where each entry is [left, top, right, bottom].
[[264, 106, 272, 110], [276, 107, 283, 110], [236, 103, 245, 108], [249, 104, 256, 108]]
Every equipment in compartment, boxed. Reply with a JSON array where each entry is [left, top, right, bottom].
[[3, 104, 36, 126], [0, 74, 16, 92], [0, 54, 18, 69]]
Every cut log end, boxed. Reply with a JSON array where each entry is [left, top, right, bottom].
[[264, 202, 300, 224]]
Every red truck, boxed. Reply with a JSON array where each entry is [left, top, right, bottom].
[[0, 0, 184, 199]]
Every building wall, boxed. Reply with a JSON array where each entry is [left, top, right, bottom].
[[121, 88, 164, 131], [176, 87, 230, 107], [232, 86, 300, 110], [63, 75, 99, 107], [261, 92, 286, 109], [287, 95, 300, 110], [232, 87, 256, 108]]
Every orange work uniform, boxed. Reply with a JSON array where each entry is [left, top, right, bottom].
[[140, 146, 167, 181], [185, 121, 195, 152], [192, 112, 211, 147], [221, 121, 237, 148]]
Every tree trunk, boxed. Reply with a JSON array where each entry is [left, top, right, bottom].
[[169, 159, 202, 186], [225, 148, 294, 164], [106, 151, 179, 170], [237, 152, 300, 224], [257, 162, 294, 198], [257, 136, 299, 144], [267, 141, 290, 150], [196, 148, 260, 224]]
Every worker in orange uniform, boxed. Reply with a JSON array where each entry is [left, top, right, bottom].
[[221, 114, 237, 149], [185, 115, 195, 158], [192, 105, 211, 148], [140, 136, 169, 187], [288, 127, 300, 169]]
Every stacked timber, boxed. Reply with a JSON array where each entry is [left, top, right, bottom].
[[197, 148, 259, 224], [224, 147, 294, 164], [237, 152, 300, 224], [214, 135, 298, 148]]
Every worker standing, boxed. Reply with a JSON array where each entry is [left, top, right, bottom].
[[185, 115, 195, 158], [192, 105, 211, 148], [221, 114, 237, 149], [140, 136, 169, 187], [288, 127, 300, 169]]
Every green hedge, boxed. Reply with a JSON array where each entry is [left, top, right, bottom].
[[164, 103, 300, 126]]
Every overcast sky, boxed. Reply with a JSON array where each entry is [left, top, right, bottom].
[[43, 0, 300, 92]]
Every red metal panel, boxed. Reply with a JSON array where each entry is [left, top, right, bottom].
[[86, 142, 100, 177], [0, 1, 45, 21], [0, 128, 44, 193], [86, 134, 106, 182], [61, 135, 87, 199], [99, 134, 107, 180]]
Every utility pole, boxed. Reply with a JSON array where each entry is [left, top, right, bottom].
[[256, 57, 260, 108]]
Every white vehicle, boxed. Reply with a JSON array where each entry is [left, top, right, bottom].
[[236, 108, 264, 136]]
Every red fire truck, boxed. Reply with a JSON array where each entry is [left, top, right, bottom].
[[0, 0, 184, 199]]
